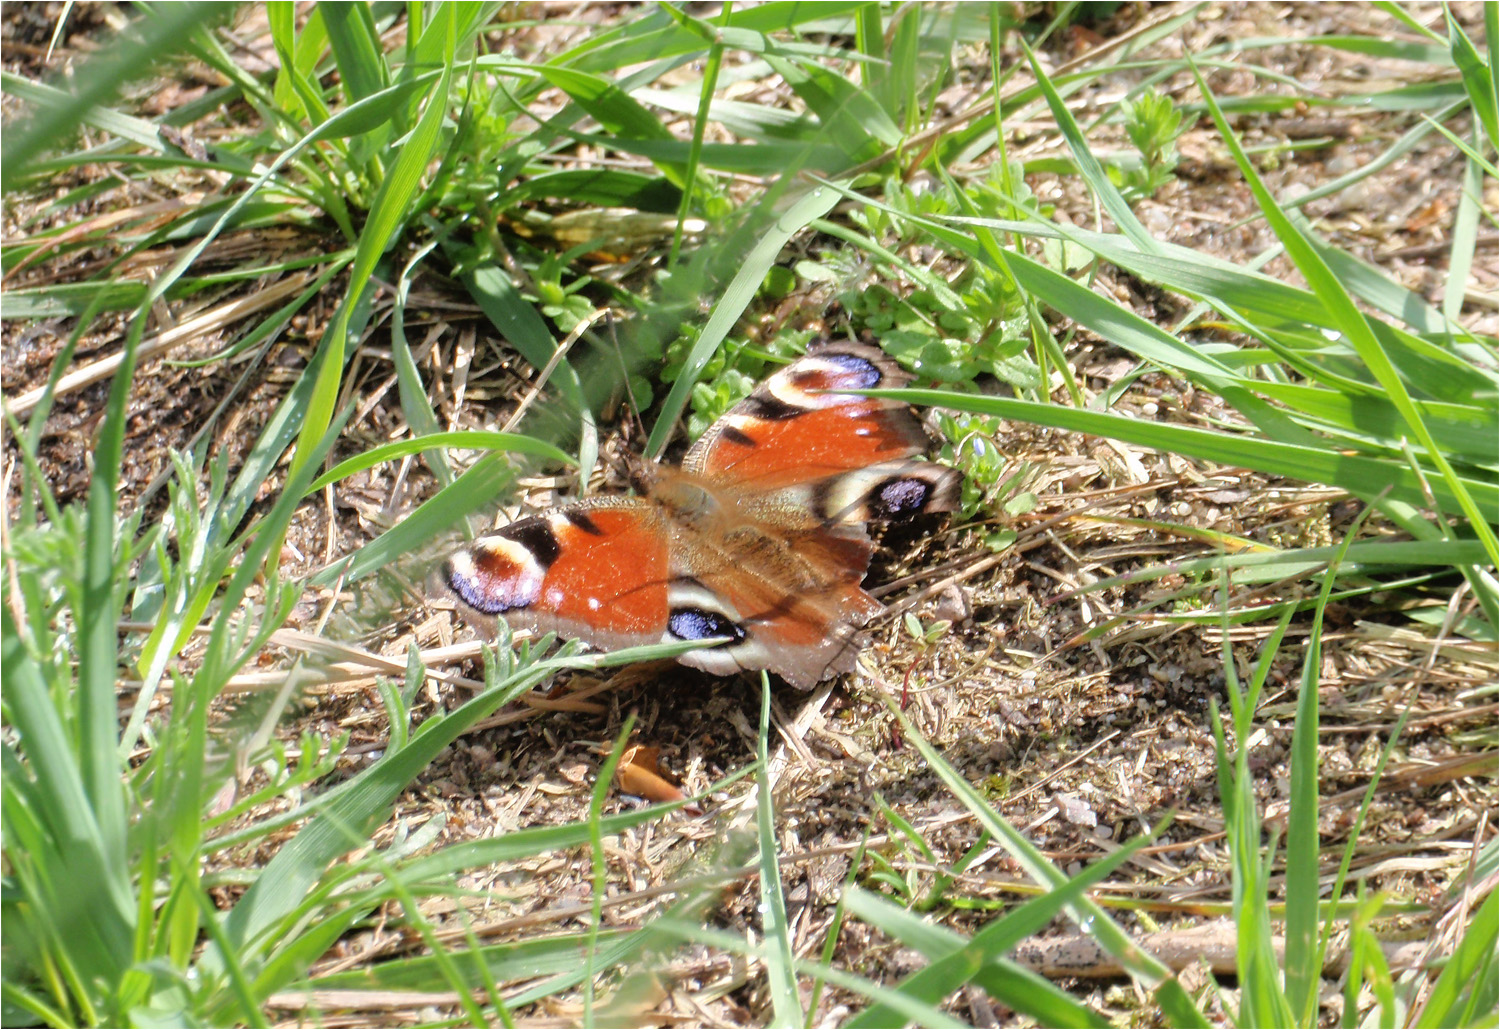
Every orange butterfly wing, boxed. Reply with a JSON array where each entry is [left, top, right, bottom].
[[445, 500, 672, 652]]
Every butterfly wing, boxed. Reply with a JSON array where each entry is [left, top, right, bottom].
[[683, 340, 960, 520], [444, 498, 674, 654], [663, 505, 884, 689]]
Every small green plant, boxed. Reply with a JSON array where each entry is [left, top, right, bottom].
[[1118, 88, 1186, 200], [935, 412, 1034, 536]]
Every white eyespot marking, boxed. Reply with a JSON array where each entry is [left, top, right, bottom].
[[446, 535, 549, 614], [812, 461, 963, 522], [724, 414, 762, 438], [764, 354, 883, 410]]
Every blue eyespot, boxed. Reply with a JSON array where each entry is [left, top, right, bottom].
[[668, 608, 744, 644]]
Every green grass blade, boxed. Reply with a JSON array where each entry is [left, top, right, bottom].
[[1414, 887, 1499, 1028], [1283, 511, 1371, 1021], [287, 56, 453, 486], [2, 613, 137, 992], [536, 65, 687, 186], [1447, 7, 1497, 151], [843, 820, 1157, 1029], [301, 929, 635, 992], [764, 51, 896, 160], [395, 805, 696, 884], [879, 387, 1499, 522], [304, 451, 517, 587], [216, 658, 559, 962], [645, 182, 843, 458], [0, 70, 169, 154], [77, 312, 149, 894], [843, 889, 1108, 1028], [653, 919, 968, 1028], [584, 717, 635, 1023], [756, 677, 803, 1027], [1020, 38, 1158, 256], [1445, 137, 1485, 323], [1188, 59, 1498, 567], [1, 3, 227, 188], [391, 242, 453, 486], [321, 2, 390, 104], [459, 264, 592, 446], [874, 693, 1200, 1020], [304, 432, 574, 494]]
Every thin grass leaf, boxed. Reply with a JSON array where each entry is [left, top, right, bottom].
[[304, 450, 517, 587], [301, 929, 635, 992], [321, 2, 390, 105], [562, 2, 866, 76], [288, 55, 453, 486], [77, 311, 149, 898], [646, 182, 844, 458], [551, 132, 850, 175], [843, 821, 1158, 1029], [925, 203, 1465, 339], [756, 677, 803, 1027], [1446, 137, 1486, 324], [880, 387, 1499, 523], [1189, 60, 1498, 568], [1414, 887, 1499, 1028], [1284, 508, 1374, 1022], [537, 66, 688, 187], [185, 856, 269, 1029], [214, 649, 584, 972], [1212, 592, 1298, 1028], [305, 432, 574, 494], [584, 716, 636, 1023], [501, 168, 681, 210], [389, 241, 452, 486], [125, 327, 343, 757], [376, 864, 489, 1027], [2, 612, 137, 995], [459, 264, 592, 447], [873, 694, 1206, 1025], [1283, 100, 1464, 214], [652, 918, 968, 1029], [1447, 7, 1498, 151], [661, 3, 729, 267], [0, 70, 169, 153], [1251, 382, 1495, 465], [1020, 39, 1158, 256], [1, 4, 227, 187], [266, 2, 328, 125], [764, 51, 897, 160]]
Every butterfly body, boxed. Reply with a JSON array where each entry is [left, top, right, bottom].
[[445, 340, 959, 689]]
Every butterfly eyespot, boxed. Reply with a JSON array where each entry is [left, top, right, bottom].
[[811, 351, 882, 388], [446, 532, 551, 614], [668, 607, 746, 645]]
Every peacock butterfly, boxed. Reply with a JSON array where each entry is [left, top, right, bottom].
[[444, 339, 960, 689]]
